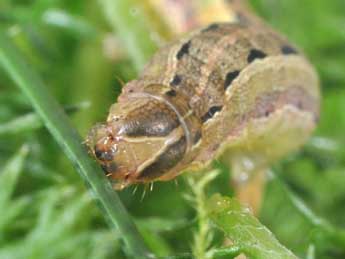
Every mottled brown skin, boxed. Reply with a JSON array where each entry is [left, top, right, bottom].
[[87, 13, 320, 189]]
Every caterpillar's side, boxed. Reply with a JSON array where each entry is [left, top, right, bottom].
[[86, 12, 320, 189]]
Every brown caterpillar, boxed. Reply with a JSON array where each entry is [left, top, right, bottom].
[[86, 10, 320, 190]]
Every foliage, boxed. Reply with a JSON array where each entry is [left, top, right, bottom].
[[0, 0, 344, 258], [208, 194, 298, 259]]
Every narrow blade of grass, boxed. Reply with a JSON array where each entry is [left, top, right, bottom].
[[0, 32, 152, 259], [269, 174, 345, 249], [0, 102, 90, 135], [0, 145, 28, 205], [0, 145, 30, 237]]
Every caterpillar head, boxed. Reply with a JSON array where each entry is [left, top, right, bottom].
[[86, 93, 187, 189]]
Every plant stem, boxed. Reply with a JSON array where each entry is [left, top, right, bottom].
[[0, 32, 152, 259], [188, 170, 219, 259]]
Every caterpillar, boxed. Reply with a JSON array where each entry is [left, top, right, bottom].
[[86, 5, 320, 190]]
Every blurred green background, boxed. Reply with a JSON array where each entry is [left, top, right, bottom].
[[0, 0, 345, 258]]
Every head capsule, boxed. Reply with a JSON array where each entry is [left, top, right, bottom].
[[86, 123, 137, 184], [87, 91, 189, 189]]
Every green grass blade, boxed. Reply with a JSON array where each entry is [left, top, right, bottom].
[[0, 32, 152, 259], [270, 174, 345, 248], [0, 145, 28, 205], [0, 146, 29, 237], [0, 102, 90, 135]]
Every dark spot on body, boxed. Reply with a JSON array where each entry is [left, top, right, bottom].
[[166, 89, 177, 97], [193, 130, 202, 144], [224, 70, 240, 90], [176, 41, 191, 60], [101, 162, 117, 174], [247, 49, 267, 63], [202, 23, 220, 32], [138, 137, 186, 180], [201, 106, 223, 123], [170, 74, 182, 86], [281, 45, 298, 55]]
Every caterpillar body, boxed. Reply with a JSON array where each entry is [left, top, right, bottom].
[[87, 12, 320, 189]]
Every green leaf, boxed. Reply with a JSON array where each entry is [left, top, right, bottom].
[[207, 194, 299, 259], [0, 145, 28, 205], [0, 146, 30, 240]]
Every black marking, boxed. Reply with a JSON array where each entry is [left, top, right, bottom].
[[170, 74, 182, 86], [193, 130, 202, 144], [265, 110, 270, 117], [201, 106, 223, 123], [138, 137, 186, 180], [101, 163, 117, 174], [224, 70, 240, 90], [247, 49, 267, 63], [281, 45, 298, 55], [176, 41, 191, 60], [166, 89, 177, 97], [202, 23, 220, 32], [94, 146, 114, 161]]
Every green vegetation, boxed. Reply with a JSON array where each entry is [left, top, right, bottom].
[[208, 194, 298, 259], [0, 0, 344, 258]]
